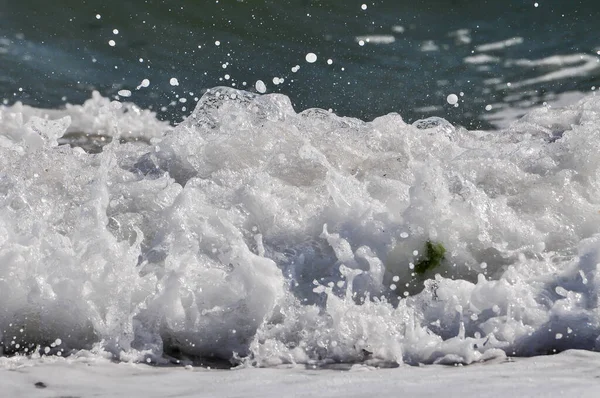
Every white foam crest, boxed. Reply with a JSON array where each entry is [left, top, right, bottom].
[[0, 91, 169, 146], [2, 88, 600, 366]]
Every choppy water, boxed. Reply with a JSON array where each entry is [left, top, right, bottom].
[[1, 0, 599, 128]]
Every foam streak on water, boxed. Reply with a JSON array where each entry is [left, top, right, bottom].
[[1, 88, 600, 366]]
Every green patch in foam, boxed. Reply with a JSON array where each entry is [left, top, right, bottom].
[[414, 240, 446, 275]]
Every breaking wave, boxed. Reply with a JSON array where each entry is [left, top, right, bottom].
[[1, 88, 600, 366]]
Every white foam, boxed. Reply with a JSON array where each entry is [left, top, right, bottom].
[[448, 29, 471, 45], [2, 350, 600, 396], [476, 37, 523, 52], [504, 54, 600, 88], [483, 91, 592, 129], [464, 54, 500, 64], [2, 88, 600, 366], [355, 35, 396, 45], [0, 91, 169, 142], [420, 40, 439, 52]]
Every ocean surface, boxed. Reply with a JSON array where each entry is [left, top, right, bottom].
[[1, 0, 599, 128], [2, 0, 600, 373]]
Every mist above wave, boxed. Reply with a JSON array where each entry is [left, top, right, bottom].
[[1, 88, 600, 366]]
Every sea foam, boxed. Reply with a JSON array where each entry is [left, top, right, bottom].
[[1, 88, 600, 366]]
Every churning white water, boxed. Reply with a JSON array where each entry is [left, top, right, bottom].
[[1, 87, 600, 366]]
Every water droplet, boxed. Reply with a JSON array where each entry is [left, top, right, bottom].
[[446, 94, 458, 105], [255, 80, 267, 93]]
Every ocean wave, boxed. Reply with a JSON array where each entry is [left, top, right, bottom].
[[1, 87, 600, 366]]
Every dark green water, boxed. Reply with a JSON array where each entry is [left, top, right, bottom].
[[1, 0, 599, 128]]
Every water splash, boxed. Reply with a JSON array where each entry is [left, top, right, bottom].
[[2, 87, 600, 366]]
